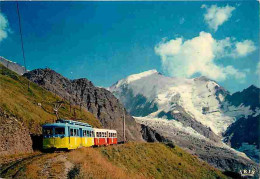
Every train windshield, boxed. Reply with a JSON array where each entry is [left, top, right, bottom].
[[43, 127, 53, 137], [55, 127, 65, 135]]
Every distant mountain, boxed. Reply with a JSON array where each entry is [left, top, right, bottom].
[[109, 69, 259, 174], [0, 56, 27, 75], [223, 85, 260, 162], [225, 85, 260, 110], [23, 68, 143, 142]]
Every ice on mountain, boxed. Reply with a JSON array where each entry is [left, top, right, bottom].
[[110, 69, 257, 135]]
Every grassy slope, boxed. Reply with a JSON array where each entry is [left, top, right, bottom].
[[0, 64, 101, 135], [99, 142, 227, 179], [10, 143, 228, 179]]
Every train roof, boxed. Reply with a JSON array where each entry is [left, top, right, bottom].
[[42, 119, 93, 129], [93, 128, 117, 133], [56, 119, 92, 127]]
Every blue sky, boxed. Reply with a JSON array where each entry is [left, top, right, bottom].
[[0, 1, 259, 93]]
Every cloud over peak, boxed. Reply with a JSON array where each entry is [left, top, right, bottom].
[[0, 11, 9, 42], [202, 4, 235, 32], [155, 32, 255, 82]]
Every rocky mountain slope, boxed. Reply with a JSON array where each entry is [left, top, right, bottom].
[[0, 107, 33, 156], [109, 69, 259, 174], [23, 68, 143, 142], [0, 56, 27, 75], [223, 85, 260, 162]]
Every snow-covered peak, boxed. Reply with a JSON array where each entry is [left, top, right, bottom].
[[109, 70, 240, 135], [108, 69, 159, 91], [125, 69, 158, 83], [111, 69, 159, 89]]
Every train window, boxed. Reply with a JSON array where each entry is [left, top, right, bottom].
[[55, 127, 65, 135], [75, 129, 79, 136], [83, 130, 86, 137], [97, 132, 99, 137], [102, 132, 104, 137], [70, 129, 74, 136], [43, 128, 53, 137], [87, 130, 90, 137], [91, 131, 94, 137]]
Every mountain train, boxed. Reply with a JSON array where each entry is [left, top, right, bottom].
[[42, 119, 117, 150]]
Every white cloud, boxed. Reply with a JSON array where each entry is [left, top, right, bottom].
[[0, 11, 9, 42], [235, 40, 256, 57], [155, 31, 254, 82], [202, 4, 235, 32], [215, 38, 256, 58]]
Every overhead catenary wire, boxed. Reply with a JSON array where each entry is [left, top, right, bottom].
[[16, 1, 29, 90]]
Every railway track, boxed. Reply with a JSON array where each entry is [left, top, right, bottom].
[[0, 153, 47, 178]]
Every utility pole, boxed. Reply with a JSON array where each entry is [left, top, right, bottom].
[[123, 109, 126, 143]]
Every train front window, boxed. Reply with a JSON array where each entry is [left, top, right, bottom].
[[43, 128, 53, 137], [55, 127, 65, 135]]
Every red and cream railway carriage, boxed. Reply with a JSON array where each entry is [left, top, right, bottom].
[[94, 128, 117, 146]]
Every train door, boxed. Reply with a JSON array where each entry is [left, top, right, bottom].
[[79, 128, 83, 147], [69, 128, 76, 149]]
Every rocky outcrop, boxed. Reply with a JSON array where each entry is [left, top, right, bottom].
[[223, 114, 260, 162], [23, 68, 143, 142], [0, 108, 33, 155], [140, 124, 169, 142]]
